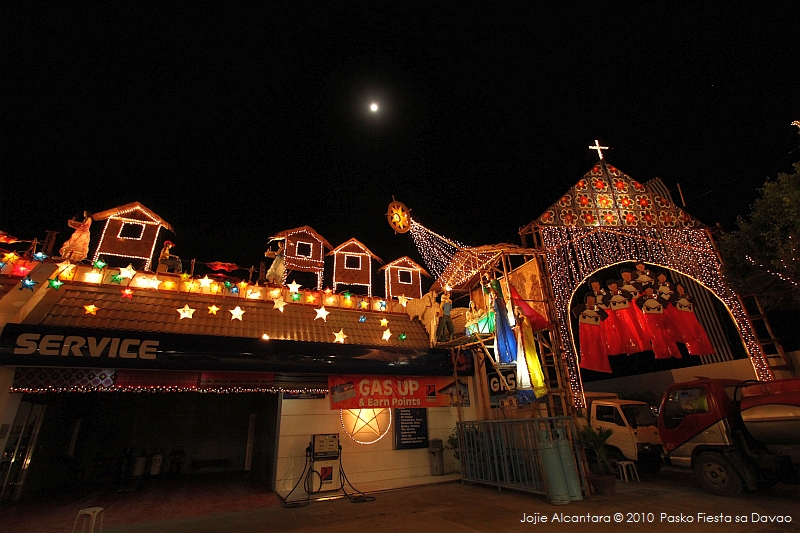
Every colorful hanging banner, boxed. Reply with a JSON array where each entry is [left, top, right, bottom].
[[329, 375, 466, 410]]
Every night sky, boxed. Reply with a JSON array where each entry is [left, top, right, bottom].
[[3, 4, 799, 272]]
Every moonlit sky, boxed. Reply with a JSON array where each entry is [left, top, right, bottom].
[[3, 4, 799, 272]]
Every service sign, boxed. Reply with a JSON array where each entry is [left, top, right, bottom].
[[329, 375, 461, 410]]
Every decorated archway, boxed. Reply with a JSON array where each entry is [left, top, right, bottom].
[[521, 160, 772, 407]]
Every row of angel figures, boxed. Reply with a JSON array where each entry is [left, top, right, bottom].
[[572, 264, 715, 373]]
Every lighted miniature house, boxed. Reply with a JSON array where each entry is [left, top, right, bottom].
[[329, 238, 383, 296], [379, 256, 430, 301], [91, 202, 173, 270], [270, 226, 332, 289]]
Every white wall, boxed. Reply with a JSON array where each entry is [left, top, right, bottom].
[[275, 379, 477, 495]]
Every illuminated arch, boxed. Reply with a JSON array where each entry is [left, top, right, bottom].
[[540, 225, 772, 408]]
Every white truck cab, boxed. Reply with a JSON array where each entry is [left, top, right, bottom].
[[580, 393, 663, 474]]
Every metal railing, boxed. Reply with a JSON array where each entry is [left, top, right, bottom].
[[457, 417, 586, 496]]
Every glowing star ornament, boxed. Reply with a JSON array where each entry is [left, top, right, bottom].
[[287, 280, 302, 293], [398, 295, 409, 307], [33, 251, 48, 262], [20, 276, 37, 291], [229, 306, 245, 321], [110, 274, 124, 284], [47, 278, 64, 290], [2, 251, 19, 263], [333, 329, 348, 344], [273, 296, 287, 312], [291, 292, 301, 302], [380, 318, 389, 327], [315, 306, 330, 322], [378, 300, 387, 311], [177, 304, 196, 319], [246, 288, 261, 299], [93, 258, 108, 270], [121, 288, 135, 299], [207, 304, 220, 315], [56, 261, 76, 280], [198, 275, 213, 288], [84, 270, 103, 284], [306, 294, 317, 303], [398, 333, 407, 341], [138, 275, 162, 289], [119, 264, 137, 279], [12, 264, 31, 276], [359, 300, 369, 310], [84, 304, 99, 315], [382, 329, 392, 341]]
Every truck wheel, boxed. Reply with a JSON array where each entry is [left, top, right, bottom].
[[693, 452, 743, 496]]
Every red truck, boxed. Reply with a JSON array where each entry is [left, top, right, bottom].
[[658, 377, 800, 496]]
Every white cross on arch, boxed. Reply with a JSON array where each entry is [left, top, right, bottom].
[[589, 139, 609, 160]]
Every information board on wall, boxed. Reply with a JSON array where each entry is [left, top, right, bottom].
[[329, 375, 462, 410], [393, 408, 429, 450]]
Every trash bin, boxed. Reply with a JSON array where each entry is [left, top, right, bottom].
[[429, 438, 445, 476]]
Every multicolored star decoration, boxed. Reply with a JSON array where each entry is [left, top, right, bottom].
[[20, 276, 37, 291], [121, 288, 135, 299], [47, 278, 64, 290], [382, 329, 392, 341], [33, 251, 48, 262], [84, 304, 99, 315], [333, 329, 347, 344], [398, 333, 407, 341], [177, 304, 196, 319], [229, 306, 245, 321], [2, 251, 19, 264], [398, 295, 409, 307], [378, 300, 387, 311], [12, 263, 31, 276], [380, 318, 389, 327], [110, 274, 124, 284], [273, 296, 287, 312], [93, 258, 108, 270], [208, 304, 220, 315], [288, 280, 302, 293], [359, 315, 367, 323], [199, 275, 213, 288], [359, 300, 369, 310], [119, 264, 137, 279], [291, 292, 301, 302], [315, 306, 330, 322]]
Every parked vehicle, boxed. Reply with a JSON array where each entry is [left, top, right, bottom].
[[658, 378, 800, 496], [579, 393, 663, 474]]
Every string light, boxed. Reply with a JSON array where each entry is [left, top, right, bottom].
[[382, 329, 392, 341], [334, 329, 347, 343], [84, 304, 99, 315], [271, 226, 330, 290], [315, 306, 330, 321], [410, 219, 463, 280], [330, 238, 378, 296], [121, 288, 134, 299], [92, 203, 168, 270], [177, 304, 196, 319], [13, 385, 329, 394], [208, 304, 220, 315], [229, 306, 245, 320]]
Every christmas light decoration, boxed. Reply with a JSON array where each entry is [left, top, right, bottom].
[[589, 139, 609, 159], [410, 218, 463, 280], [340, 408, 392, 445], [270, 288, 282, 299], [119, 264, 137, 279], [246, 288, 261, 299], [33, 251, 48, 262], [84, 269, 103, 284], [12, 263, 31, 276], [84, 304, 99, 315], [121, 288, 134, 299], [398, 295, 409, 307], [291, 292, 301, 301], [262, 334, 270, 340], [359, 300, 369, 310], [47, 278, 64, 290], [91, 203, 169, 271], [0, 262, 6, 270], [398, 333, 407, 341], [163, 280, 175, 290], [181, 272, 191, 280], [208, 304, 220, 315], [110, 274, 124, 284], [184, 280, 198, 292], [230, 286, 239, 294], [56, 261, 76, 280], [315, 306, 330, 321], [273, 297, 287, 312], [380, 318, 389, 327], [136, 275, 162, 289], [334, 329, 347, 343], [229, 306, 245, 320], [199, 275, 213, 288], [359, 315, 367, 323], [20, 276, 37, 290], [306, 293, 317, 303], [378, 300, 387, 311], [330, 238, 380, 296], [209, 282, 219, 293], [177, 304, 196, 319], [2, 251, 19, 263], [288, 280, 302, 293], [382, 329, 392, 341], [386, 199, 411, 233], [93, 258, 108, 270]]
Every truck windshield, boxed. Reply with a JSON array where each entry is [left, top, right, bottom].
[[621, 404, 657, 427]]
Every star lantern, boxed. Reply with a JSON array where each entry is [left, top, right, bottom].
[[229, 306, 245, 321], [208, 304, 220, 315], [333, 329, 347, 344], [229, 286, 239, 294], [291, 292, 301, 302], [315, 306, 330, 322], [199, 275, 213, 288], [84, 304, 99, 315], [56, 261, 76, 280], [119, 264, 137, 279], [306, 293, 317, 303], [359, 300, 369, 310], [121, 288, 135, 299], [382, 329, 392, 341], [398, 295, 409, 307], [12, 263, 31, 276], [110, 274, 124, 284], [273, 296, 287, 312], [270, 288, 282, 299], [288, 280, 302, 293], [47, 278, 64, 290], [163, 280, 176, 290], [33, 251, 48, 262], [20, 276, 37, 291], [378, 300, 387, 311], [0, 262, 6, 270], [380, 318, 389, 327], [184, 280, 198, 291], [92, 258, 108, 270], [2, 251, 19, 263], [180, 272, 191, 281], [359, 315, 367, 323], [177, 304, 196, 319], [247, 288, 261, 299], [399, 333, 407, 341]]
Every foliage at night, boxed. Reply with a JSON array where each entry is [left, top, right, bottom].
[[719, 158, 800, 310]]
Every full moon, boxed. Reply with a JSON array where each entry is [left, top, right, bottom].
[[370, 102, 378, 112]]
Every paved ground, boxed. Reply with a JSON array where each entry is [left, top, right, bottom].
[[106, 468, 797, 533]]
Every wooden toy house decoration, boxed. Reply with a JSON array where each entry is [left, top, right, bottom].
[[379, 256, 430, 301], [270, 226, 332, 289], [91, 202, 173, 270], [329, 238, 383, 296]]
